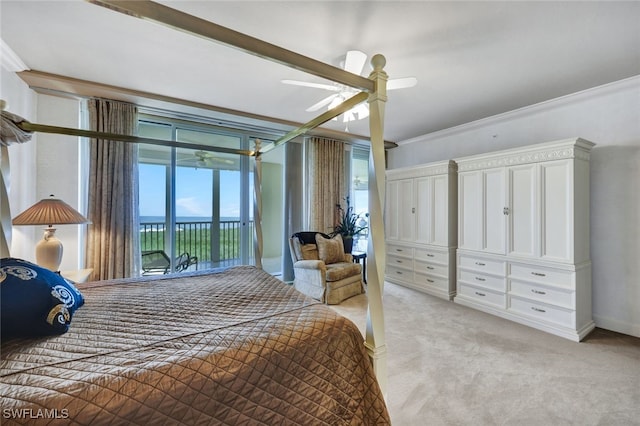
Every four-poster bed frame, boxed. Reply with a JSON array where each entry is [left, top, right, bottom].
[[4, 0, 389, 393]]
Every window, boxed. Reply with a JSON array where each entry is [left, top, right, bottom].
[[351, 147, 369, 252], [137, 116, 283, 275]]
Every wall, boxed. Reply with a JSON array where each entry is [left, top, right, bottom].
[[2, 67, 84, 270], [388, 76, 640, 338]]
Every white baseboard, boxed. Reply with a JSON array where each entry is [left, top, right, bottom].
[[594, 314, 640, 339]]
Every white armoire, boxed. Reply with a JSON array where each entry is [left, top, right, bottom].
[[454, 138, 595, 341], [385, 161, 457, 300]]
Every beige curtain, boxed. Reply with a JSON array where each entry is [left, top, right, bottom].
[[86, 99, 139, 280], [307, 136, 345, 233]]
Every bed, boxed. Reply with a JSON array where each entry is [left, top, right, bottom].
[[1, 265, 389, 424]]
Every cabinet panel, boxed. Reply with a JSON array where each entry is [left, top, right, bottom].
[[459, 172, 482, 250], [484, 168, 506, 253], [432, 175, 449, 246], [540, 160, 572, 262], [459, 284, 506, 309], [387, 254, 412, 270], [415, 260, 448, 277], [385, 180, 400, 240], [509, 280, 575, 309], [415, 177, 432, 244], [459, 269, 506, 292], [414, 247, 448, 264], [508, 296, 575, 328], [508, 164, 537, 257], [398, 179, 415, 241]]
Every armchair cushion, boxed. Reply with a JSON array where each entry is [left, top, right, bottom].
[[315, 234, 344, 265], [326, 262, 361, 282]]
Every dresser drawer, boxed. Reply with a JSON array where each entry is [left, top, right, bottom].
[[414, 247, 448, 264], [386, 265, 412, 282], [415, 272, 449, 291], [508, 295, 575, 328], [509, 280, 575, 309], [415, 260, 448, 277], [387, 254, 412, 269], [459, 269, 506, 292], [387, 244, 413, 259], [459, 255, 505, 275], [509, 263, 573, 289], [458, 284, 506, 309]]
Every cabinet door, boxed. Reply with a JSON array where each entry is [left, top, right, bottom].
[[483, 168, 506, 254], [386, 178, 415, 241], [415, 176, 432, 244], [458, 171, 482, 250], [399, 179, 415, 241], [431, 174, 449, 246], [385, 180, 401, 240], [540, 160, 573, 262], [508, 164, 537, 258]]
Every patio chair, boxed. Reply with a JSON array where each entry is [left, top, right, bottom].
[[141, 250, 197, 275]]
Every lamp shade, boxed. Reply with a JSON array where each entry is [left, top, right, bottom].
[[12, 196, 90, 226], [11, 195, 90, 271]]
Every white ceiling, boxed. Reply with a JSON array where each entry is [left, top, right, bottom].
[[1, 1, 639, 143]]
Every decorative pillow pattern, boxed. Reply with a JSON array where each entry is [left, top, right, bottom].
[[1, 258, 85, 338], [315, 234, 345, 265]]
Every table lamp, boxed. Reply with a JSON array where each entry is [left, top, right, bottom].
[[12, 195, 90, 271]]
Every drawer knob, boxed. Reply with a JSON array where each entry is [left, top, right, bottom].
[[396, 271, 403, 275], [475, 277, 486, 282], [427, 279, 434, 283], [531, 272, 546, 277], [475, 262, 486, 266], [427, 254, 434, 257], [531, 289, 546, 295], [531, 307, 546, 313], [427, 266, 434, 270], [396, 249, 403, 252], [475, 291, 486, 297], [396, 260, 403, 263]]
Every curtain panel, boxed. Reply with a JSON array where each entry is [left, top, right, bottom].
[[86, 99, 140, 280], [306, 137, 345, 234]]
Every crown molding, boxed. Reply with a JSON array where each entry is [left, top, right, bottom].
[[386, 160, 456, 179], [399, 75, 640, 146], [0, 39, 28, 72], [455, 138, 595, 172]]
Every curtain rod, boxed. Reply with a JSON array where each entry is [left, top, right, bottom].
[[13, 91, 368, 157]]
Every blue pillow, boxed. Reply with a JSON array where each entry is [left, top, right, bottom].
[[1, 258, 85, 337]]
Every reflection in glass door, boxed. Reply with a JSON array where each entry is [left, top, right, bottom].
[[138, 120, 255, 273]]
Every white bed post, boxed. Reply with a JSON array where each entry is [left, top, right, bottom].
[[365, 54, 388, 394], [253, 140, 263, 269]]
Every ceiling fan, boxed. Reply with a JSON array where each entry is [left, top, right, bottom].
[[282, 50, 417, 123], [178, 150, 235, 168]]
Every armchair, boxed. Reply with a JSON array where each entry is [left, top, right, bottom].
[[288, 232, 364, 304]]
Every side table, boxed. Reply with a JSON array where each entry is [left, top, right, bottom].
[[351, 251, 367, 284], [61, 268, 94, 283]]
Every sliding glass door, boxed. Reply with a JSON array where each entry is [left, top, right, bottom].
[[138, 119, 255, 273]]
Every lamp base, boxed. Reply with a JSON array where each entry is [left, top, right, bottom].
[[35, 227, 63, 271]]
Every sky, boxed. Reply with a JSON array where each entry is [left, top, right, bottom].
[[139, 164, 243, 219]]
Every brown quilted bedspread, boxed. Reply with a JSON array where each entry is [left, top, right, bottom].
[[1, 266, 389, 425]]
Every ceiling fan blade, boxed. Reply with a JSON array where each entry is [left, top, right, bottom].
[[282, 79, 340, 91], [387, 77, 418, 90], [344, 50, 367, 75], [306, 94, 339, 112]]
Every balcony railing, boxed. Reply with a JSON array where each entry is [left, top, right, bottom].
[[140, 220, 254, 270]]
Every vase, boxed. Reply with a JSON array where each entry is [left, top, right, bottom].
[[342, 235, 354, 254]]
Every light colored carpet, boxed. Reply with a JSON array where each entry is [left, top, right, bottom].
[[330, 282, 640, 426]]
